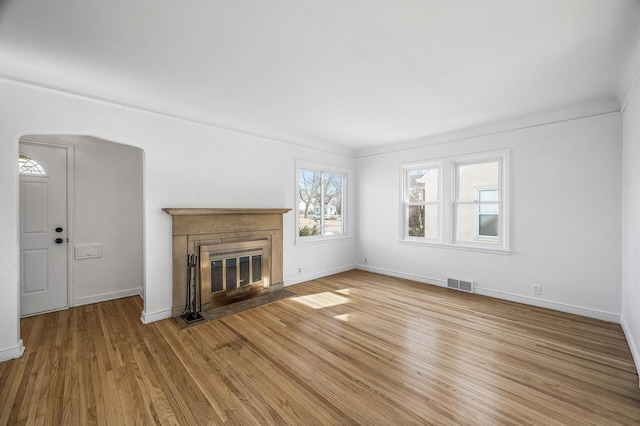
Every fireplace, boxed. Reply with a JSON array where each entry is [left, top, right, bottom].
[[162, 208, 291, 318]]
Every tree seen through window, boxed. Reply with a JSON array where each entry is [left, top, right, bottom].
[[298, 168, 344, 238]]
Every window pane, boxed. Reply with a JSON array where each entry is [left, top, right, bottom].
[[408, 169, 438, 202], [456, 205, 500, 242], [299, 169, 322, 236], [18, 154, 46, 176], [226, 258, 237, 291], [408, 205, 438, 238], [408, 205, 425, 237], [408, 170, 426, 202], [252, 255, 262, 283], [424, 204, 438, 239], [456, 204, 478, 242], [478, 189, 499, 214], [479, 214, 498, 237], [324, 173, 344, 236], [458, 162, 499, 202], [211, 260, 224, 293], [239, 256, 250, 287]]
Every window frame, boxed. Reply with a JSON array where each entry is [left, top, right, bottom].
[[400, 150, 509, 254], [296, 160, 349, 244]]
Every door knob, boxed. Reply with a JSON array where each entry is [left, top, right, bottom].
[[55, 227, 63, 233], [55, 238, 64, 244]]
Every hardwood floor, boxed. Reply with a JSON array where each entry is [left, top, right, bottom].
[[1, 270, 639, 425]]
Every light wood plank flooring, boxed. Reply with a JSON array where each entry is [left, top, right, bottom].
[[1, 270, 639, 425]]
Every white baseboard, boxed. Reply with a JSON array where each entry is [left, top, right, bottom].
[[357, 264, 446, 287], [474, 287, 620, 323], [0, 339, 25, 362], [621, 317, 640, 389], [355, 264, 620, 323], [284, 264, 356, 287], [140, 308, 172, 324], [74, 287, 142, 307]]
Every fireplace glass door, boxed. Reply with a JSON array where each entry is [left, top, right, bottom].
[[210, 252, 262, 294], [200, 240, 270, 307]]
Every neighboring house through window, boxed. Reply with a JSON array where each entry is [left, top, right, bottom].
[[402, 150, 509, 253], [297, 161, 348, 241], [476, 188, 499, 238]]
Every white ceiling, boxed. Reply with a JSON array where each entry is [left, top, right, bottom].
[[1, 0, 640, 156]]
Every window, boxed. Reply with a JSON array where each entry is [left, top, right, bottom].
[[454, 160, 500, 244], [297, 161, 347, 241], [404, 165, 440, 239], [18, 154, 46, 176], [402, 150, 508, 253]]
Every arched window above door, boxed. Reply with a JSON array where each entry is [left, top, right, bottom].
[[18, 154, 47, 176]]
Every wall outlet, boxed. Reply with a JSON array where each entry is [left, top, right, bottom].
[[298, 267, 302, 273], [533, 285, 542, 296], [364, 257, 368, 263]]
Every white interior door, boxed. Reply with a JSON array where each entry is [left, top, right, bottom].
[[19, 142, 68, 316]]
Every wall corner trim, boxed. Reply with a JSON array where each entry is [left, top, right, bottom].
[[621, 317, 640, 390], [0, 339, 25, 362], [74, 287, 142, 307], [140, 308, 172, 324]]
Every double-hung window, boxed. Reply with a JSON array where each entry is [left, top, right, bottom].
[[402, 150, 509, 253], [454, 159, 502, 244], [296, 161, 348, 241]]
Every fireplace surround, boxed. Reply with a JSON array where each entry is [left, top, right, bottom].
[[162, 208, 291, 318]]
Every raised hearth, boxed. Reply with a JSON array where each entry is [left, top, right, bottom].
[[163, 208, 291, 318]]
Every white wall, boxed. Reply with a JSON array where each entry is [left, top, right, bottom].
[[72, 136, 144, 305], [0, 79, 356, 359], [0, 85, 21, 361], [622, 79, 640, 380], [356, 113, 622, 321]]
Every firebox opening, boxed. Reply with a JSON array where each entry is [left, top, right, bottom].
[[199, 239, 271, 309], [209, 249, 263, 293]]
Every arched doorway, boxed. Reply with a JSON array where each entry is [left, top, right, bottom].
[[18, 135, 144, 316]]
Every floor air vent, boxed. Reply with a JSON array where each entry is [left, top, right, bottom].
[[447, 278, 474, 293]]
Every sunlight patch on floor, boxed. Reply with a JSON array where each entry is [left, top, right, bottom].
[[291, 292, 350, 309]]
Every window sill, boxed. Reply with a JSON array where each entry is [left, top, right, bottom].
[[398, 239, 511, 255], [296, 235, 351, 246]]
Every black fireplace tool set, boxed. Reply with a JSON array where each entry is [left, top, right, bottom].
[[182, 253, 204, 323]]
